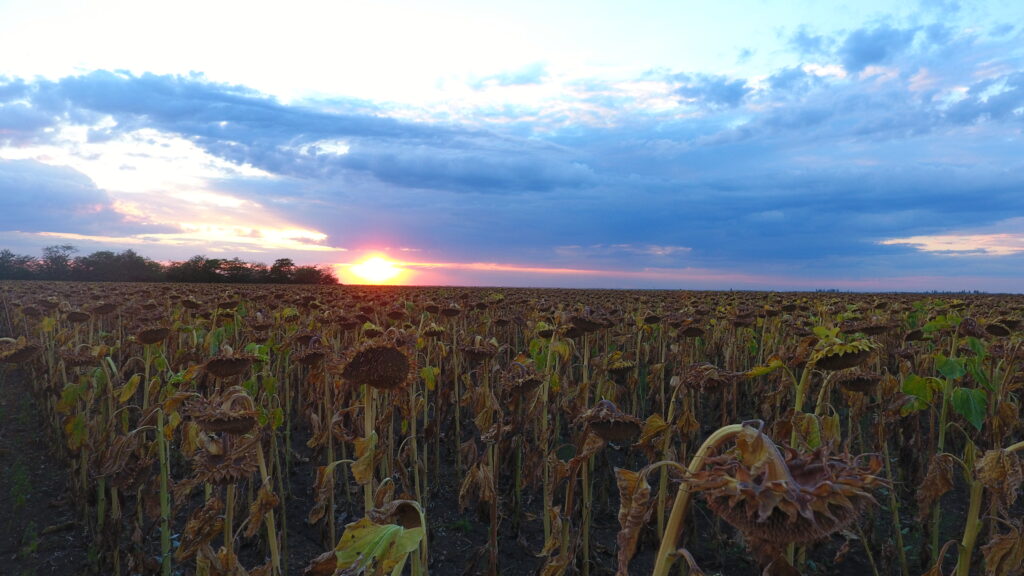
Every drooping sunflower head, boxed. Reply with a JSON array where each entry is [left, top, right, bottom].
[[338, 331, 416, 391], [461, 335, 499, 365], [502, 359, 544, 400], [186, 386, 259, 435], [202, 345, 257, 379], [0, 337, 41, 365], [135, 326, 171, 346], [689, 423, 884, 559], [190, 433, 261, 486], [834, 369, 883, 394], [577, 399, 642, 443]]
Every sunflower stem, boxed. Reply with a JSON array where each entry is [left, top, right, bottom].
[[651, 423, 746, 576]]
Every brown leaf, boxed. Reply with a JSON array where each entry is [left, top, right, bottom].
[[302, 550, 338, 576], [176, 497, 224, 562], [614, 467, 652, 576], [917, 453, 956, 522], [245, 478, 279, 538], [982, 520, 1024, 576], [163, 391, 193, 414], [922, 540, 959, 576], [976, 449, 1023, 515], [308, 465, 335, 525], [459, 462, 495, 512], [568, 431, 607, 469]]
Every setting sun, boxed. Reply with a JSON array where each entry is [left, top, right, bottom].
[[349, 256, 405, 284]]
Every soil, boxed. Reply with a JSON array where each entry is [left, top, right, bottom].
[[0, 369, 91, 575]]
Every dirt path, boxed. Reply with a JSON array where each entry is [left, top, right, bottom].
[[0, 369, 91, 576]]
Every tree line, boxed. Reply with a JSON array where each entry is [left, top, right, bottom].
[[0, 245, 339, 284]]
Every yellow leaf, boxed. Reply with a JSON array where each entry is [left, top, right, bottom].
[[334, 517, 424, 576], [118, 373, 141, 404], [353, 432, 377, 486]]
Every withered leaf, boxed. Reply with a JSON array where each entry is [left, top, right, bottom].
[[917, 453, 956, 522], [352, 432, 377, 486], [308, 462, 341, 525], [615, 467, 652, 576], [302, 550, 337, 576], [175, 497, 224, 562], [459, 462, 495, 511], [982, 520, 1024, 576], [976, 449, 1023, 515], [245, 478, 279, 538], [922, 540, 958, 576]]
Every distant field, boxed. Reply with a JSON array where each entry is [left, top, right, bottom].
[[1, 281, 1021, 576]]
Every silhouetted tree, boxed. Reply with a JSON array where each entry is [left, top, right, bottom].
[[39, 244, 77, 280], [73, 249, 163, 282], [269, 258, 296, 283], [0, 249, 37, 280], [0, 246, 338, 285]]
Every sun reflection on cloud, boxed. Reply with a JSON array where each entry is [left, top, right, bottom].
[[881, 219, 1024, 256], [880, 233, 1024, 255]]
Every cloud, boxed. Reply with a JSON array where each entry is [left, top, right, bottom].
[[839, 25, 918, 73], [944, 72, 1024, 123], [472, 62, 549, 88], [880, 219, 1024, 256], [0, 159, 173, 237], [788, 26, 832, 56], [673, 73, 751, 108]]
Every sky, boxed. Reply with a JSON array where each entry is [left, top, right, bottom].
[[1, 0, 1023, 290]]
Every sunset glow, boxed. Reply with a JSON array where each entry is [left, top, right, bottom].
[[347, 256, 406, 284]]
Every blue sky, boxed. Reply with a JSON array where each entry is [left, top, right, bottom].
[[1, 0, 1023, 289]]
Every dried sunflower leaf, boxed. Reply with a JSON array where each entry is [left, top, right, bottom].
[[614, 467, 652, 576]]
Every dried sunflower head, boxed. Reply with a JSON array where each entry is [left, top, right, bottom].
[[834, 370, 882, 394], [605, 351, 636, 378], [570, 313, 606, 335], [294, 345, 328, 367], [461, 335, 498, 365], [577, 399, 642, 443], [502, 360, 544, 399], [203, 345, 257, 379], [689, 423, 884, 559], [65, 310, 92, 324], [135, 326, 171, 345], [191, 433, 261, 486], [60, 347, 97, 369], [186, 387, 259, 435], [338, 331, 416, 391], [0, 337, 41, 364], [682, 362, 745, 391]]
